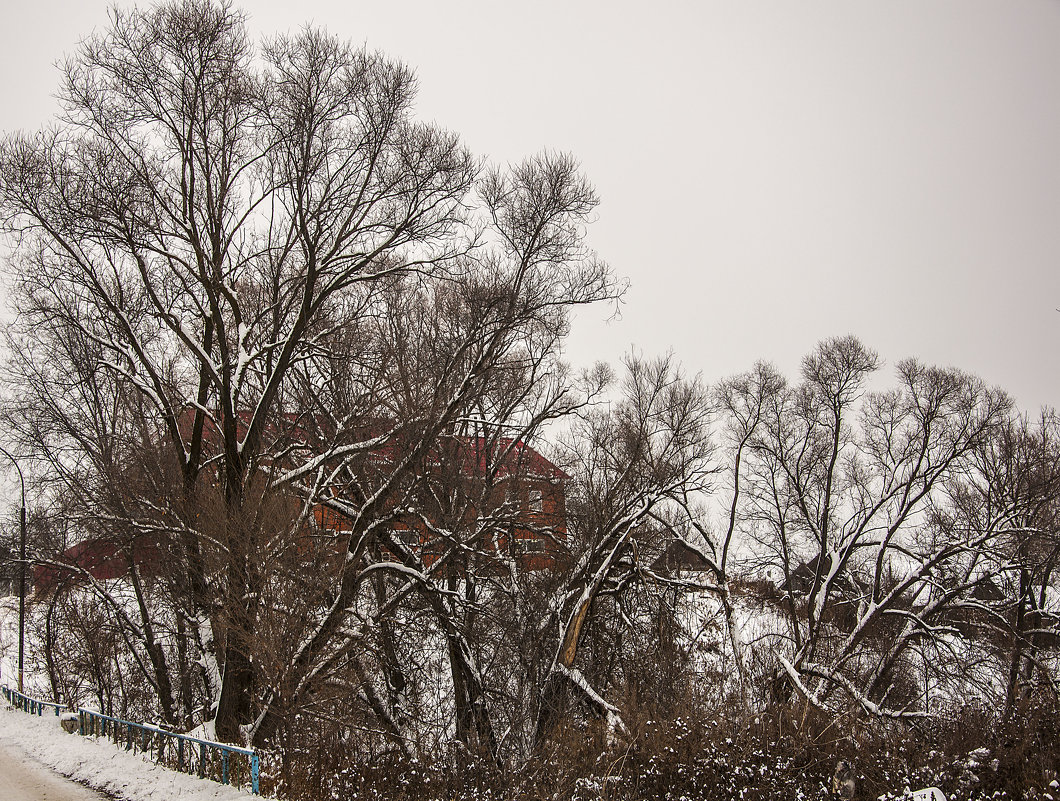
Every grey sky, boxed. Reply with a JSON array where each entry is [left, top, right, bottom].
[[2, 0, 1058, 411]]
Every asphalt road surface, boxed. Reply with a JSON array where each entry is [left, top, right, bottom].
[[0, 741, 107, 801]]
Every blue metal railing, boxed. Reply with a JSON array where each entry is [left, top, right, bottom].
[[2, 685, 65, 716], [78, 708, 260, 795]]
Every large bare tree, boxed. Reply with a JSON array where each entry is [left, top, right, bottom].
[[733, 337, 1016, 719], [0, 0, 618, 745]]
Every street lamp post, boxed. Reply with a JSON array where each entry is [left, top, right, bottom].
[[0, 446, 26, 693]]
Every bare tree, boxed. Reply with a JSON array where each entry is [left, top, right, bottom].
[[532, 354, 715, 745], [733, 337, 1013, 719], [0, 0, 619, 745], [949, 410, 1060, 716]]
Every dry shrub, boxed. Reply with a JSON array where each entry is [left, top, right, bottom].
[[262, 687, 1060, 801]]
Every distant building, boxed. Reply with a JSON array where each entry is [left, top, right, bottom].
[[34, 414, 569, 595], [313, 433, 569, 572]]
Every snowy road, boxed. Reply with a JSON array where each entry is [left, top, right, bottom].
[[0, 702, 251, 800], [0, 741, 107, 800]]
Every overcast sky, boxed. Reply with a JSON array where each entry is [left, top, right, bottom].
[[2, 0, 1058, 412]]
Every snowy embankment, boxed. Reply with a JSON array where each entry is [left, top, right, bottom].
[[0, 703, 253, 801]]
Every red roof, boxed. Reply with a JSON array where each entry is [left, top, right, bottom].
[[447, 436, 567, 482], [179, 408, 568, 482]]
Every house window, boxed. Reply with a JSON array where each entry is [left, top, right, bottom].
[[529, 489, 544, 513]]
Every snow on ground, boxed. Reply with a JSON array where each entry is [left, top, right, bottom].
[[0, 703, 253, 801], [0, 738, 109, 800]]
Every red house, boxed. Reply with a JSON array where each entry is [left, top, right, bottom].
[[36, 414, 569, 594], [314, 433, 569, 571], [33, 535, 165, 596]]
